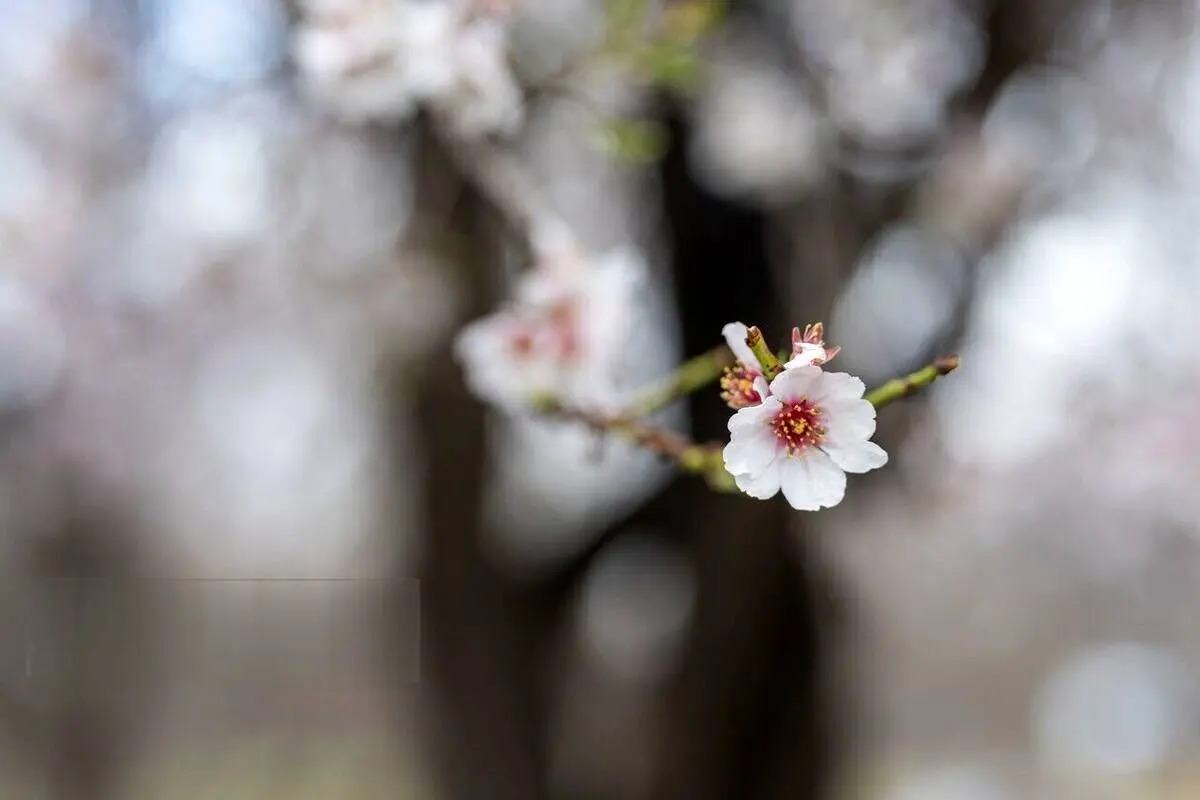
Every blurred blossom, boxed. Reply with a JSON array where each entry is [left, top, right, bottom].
[[791, 0, 983, 148], [481, 77, 686, 571], [688, 46, 824, 204], [576, 534, 695, 684], [293, 0, 459, 122], [292, 0, 524, 137], [0, 276, 66, 413], [464, 244, 680, 561], [456, 245, 650, 412], [480, 246, 682, 572], [832, 225, 964, 383], [435, 14, 525, 140], [1033, 643, 1196, 776]]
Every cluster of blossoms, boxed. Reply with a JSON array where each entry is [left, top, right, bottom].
[[720, 322, 887, 511], [291, 0, 524, 139]]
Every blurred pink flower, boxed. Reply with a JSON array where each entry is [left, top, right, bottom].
[[454, 247, 646, 411], [292, 0, 523, 137]]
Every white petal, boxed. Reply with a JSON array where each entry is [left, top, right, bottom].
[[783, 344, 827, 369], [723, 426, 778, 475], [822, 397, 877, 442], [822, 439, 888, 474], [733, 458, 782, 500], [752, 375, 770, 399], [807, 371, 866, 405], [727, 396, 780, 434], [722, 321, 761, 371], [768, 365, 822, 403], [779, 452, 847, 511]]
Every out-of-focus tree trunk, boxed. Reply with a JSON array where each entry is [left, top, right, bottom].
[[397, 123, 553, 800], [4, 478, 166, 800]]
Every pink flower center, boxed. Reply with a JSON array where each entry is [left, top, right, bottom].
[[720, 365, 762, 409], [770, 398, 826, 455], [545, 299, 580, 361], [509, 326, 536, 357], [506, 299, 581, 362]]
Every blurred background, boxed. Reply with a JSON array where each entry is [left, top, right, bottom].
[[1, 0, 1200, 798]]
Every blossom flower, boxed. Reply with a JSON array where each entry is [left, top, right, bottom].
[[292, 0, 457, 123], [722, 365, 887, 511], [784, 322, 840, 369], [719, 321, 769, 409], [291, 0, 523, 137], [454, 247, 647, 411]]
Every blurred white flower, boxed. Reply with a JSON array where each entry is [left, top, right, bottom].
[[454, 247, 648, 411], [479, 244, 682, 572], [718, 321, 768, 409], [292, 0, 523, 137], [292, 0, 457, 123], [723, 365, 887, 511]]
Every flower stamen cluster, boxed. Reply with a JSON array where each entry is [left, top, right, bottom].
[[769, 398, 826, 455], [719, 364, 762, 409]]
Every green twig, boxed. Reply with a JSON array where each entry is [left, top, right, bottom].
[[865, 355, 960, 409], [627, 343, 734, 417]]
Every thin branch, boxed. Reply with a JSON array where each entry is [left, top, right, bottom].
[[532, 395, 737, 491], [433, 120, 576, 262], [865, 355, 960, 409], [626, 343, 733, 417]]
